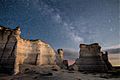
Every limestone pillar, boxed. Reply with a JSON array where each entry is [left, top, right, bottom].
[[56, 49, 64, 68], [75, 43, 108, 72]]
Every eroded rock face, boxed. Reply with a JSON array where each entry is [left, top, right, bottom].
[[75, 43, 108, 72], [56, 49, 64, 68], [0, 26, 19, 74], [0, 26, 56, 74], [102, 51, 112, 70], [56, 49, 69, 69], [79, 43, 101, 57]]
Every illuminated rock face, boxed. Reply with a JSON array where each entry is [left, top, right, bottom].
[[0, 26, 56, 74], [75, 43, 108, 72]]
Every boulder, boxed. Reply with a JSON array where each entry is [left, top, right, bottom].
[[63, 60, 69, 69], [69, 63, 79, 71]]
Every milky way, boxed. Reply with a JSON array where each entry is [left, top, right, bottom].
[[0, 0, 119, 51]]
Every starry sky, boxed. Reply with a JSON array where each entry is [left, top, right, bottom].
[[0, 0, 119, 51]]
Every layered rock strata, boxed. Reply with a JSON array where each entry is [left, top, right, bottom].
[[0, 26, 56, 74], [75, 43, 108, 72]]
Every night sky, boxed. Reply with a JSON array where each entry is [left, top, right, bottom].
[[0, 0, 119, 51]]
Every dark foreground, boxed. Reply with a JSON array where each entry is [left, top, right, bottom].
[[0, 66, 120, 80]]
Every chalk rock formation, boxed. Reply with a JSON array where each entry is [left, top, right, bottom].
[[56, 49, 68, 69], [102, 51, 112, 70], [0, 26, 56, 74], [56, 49, 64, 68], [75, 43, 108, 72]]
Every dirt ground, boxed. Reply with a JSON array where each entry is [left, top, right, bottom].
[[0, 65, 120, 80], [0, 70, 120, 80]]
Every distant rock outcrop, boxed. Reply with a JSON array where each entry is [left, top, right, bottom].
[[73, 43, 109, 72], [0, 26, 56, 74], [102, 51, 112, 70], [56, 49, 64, 68], [56, 49, 68, 69]]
